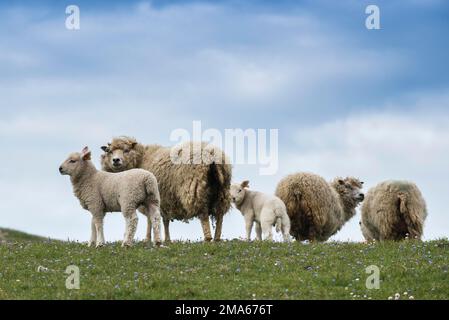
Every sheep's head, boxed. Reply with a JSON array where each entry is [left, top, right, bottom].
[[59, 147, 92, 178], [230, 180, 250, 206], [332, 177, 365, 219], [100, 136, 144, 172]]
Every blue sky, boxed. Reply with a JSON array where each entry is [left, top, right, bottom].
[[1, 0, 448, 242]]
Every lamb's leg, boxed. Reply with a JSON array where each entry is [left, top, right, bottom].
[[122, 210, 138, 247], [148, 203, 162, 246], [261, 222, 273, 241], [93, 215, 105, 248], [200, 216, 213, 242], [260, 207, 276, 241], [88, 217, 97, 247], [245, 216, 254, 241], [138, 206, 152, 243], [213, 212, 224, 242], [163, 216, 171, 243], [282, 224, 291, 242], [146, 216, 152, 243], [282, 215, 291, 242], [260, 210, 274, 241], [255, 222, 262, 241]]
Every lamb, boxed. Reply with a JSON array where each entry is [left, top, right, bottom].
[[100, 136, 232, 242], [230, 180, 291, 242], [275, 172, 365, 241], [360, 180, 427, 241], [59, 147, 162, 247]]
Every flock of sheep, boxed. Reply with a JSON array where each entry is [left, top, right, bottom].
[[59, 136, 428, 247]]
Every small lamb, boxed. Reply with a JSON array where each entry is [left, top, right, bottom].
[[230, 180, 291, 242], [59, 147, 162, 247]]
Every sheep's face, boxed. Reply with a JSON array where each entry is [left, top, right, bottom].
[[230, 180, 250, 206], [100, 138, 140, 172], [59, 147, 91, 177], [334, 177, 365, 206]]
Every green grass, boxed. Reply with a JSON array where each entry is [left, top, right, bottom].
[[1, 235, 448, 300], [0, 228, 48, 243]]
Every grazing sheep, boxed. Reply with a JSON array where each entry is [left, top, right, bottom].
[[59, 147, 162, 247], [100, 136, 232, 242], [230, 180, 291, 242], [275, 172, 364, 241], [361, 180, 427, 241]]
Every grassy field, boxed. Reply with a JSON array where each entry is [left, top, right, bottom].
[[0, 228, 47, 243], [0, 230, 448, 300]]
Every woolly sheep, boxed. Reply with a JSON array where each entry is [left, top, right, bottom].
[[275, 172, 365, 241], [100, 137, 232, 242], [361, 180, 427, 241], [230, 180, 291, 242], [59, 147, 162, 247]]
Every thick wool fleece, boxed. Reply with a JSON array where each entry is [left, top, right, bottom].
[[275, 172, 364, 241], [361, 180, 427, 241], [101, 137, 232, 242], [61, 149, 161, 247]]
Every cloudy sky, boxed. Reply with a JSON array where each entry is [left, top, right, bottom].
[[1, 0, 448, 242]]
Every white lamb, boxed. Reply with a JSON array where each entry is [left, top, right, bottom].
[[59, 147, 162, 247], [230, 180, 291, 242]]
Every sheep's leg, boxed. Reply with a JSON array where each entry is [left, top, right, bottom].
[[213, 212, 223, 242], [244, 217, 254, 241], [282, 224, 291, 242], [93, 215, 105, 248], [255, 222, 262, 241], [163, 216, 171, 243], [282, 215, 291, 242], [148, 203, 162, 246], [260, 213, 273, 241], [122, 210, 138, 247], [146, 216, 152, 243], [88, 217, 97, 247], [138, 206, 152, 243], [200, 216, 213, 242]]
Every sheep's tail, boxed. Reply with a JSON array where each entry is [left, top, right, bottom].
[[145, 175, 160, 206], [199, 144, 232, 223], [398, 192, 423, 240], [273, 206, 291, 242], [207, 160, 232, 220], [273, 206, 286, 233]]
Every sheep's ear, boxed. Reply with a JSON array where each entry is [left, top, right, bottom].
[[241, 180, 250, 188], [81, 147, 91, 161], [101, 146, 109, 152], [82, 151, 92, 161]]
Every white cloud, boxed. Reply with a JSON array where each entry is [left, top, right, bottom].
[[0, 1, 406, 114]]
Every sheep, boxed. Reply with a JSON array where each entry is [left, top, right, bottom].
[[230, 180, 291, 242], [100, 136, 232, 242], [360, 180, 427, 241], [275, 172, 365, 241], [59, 147, 162, 247]]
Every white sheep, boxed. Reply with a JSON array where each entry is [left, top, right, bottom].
[[59, 147, 162, 247], [100, 137, 232, 243], [361, 180, 427, 241], [230, 180, 291, 242], [275, 172, 365, 241]]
